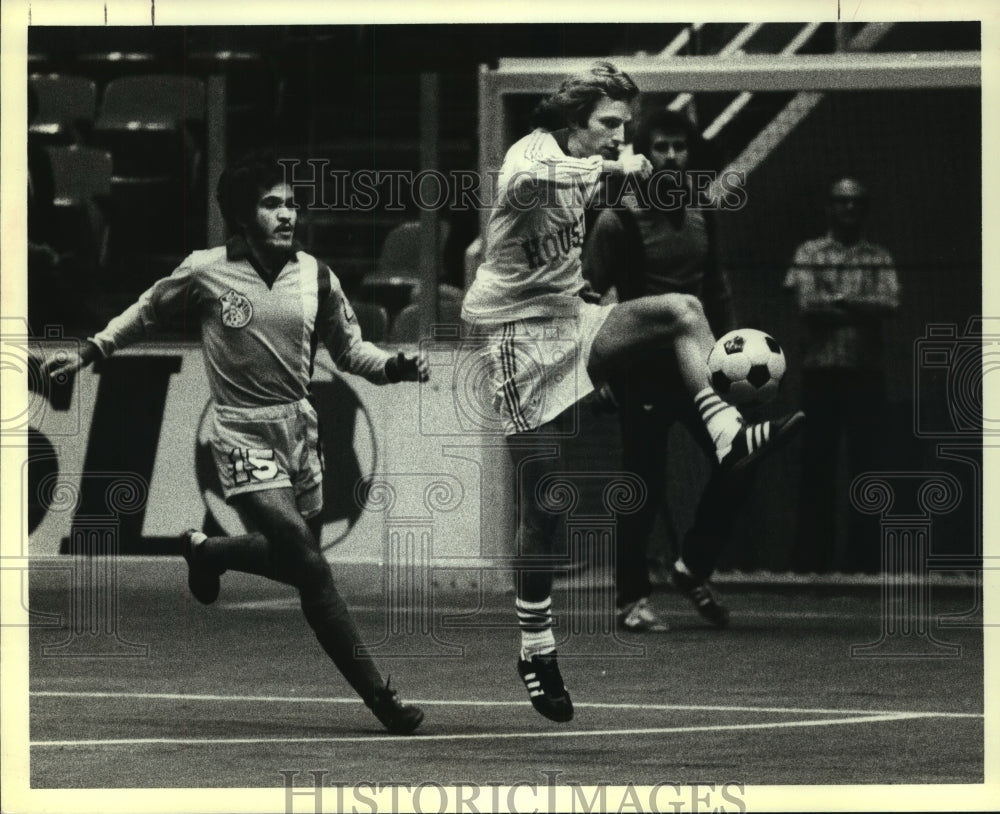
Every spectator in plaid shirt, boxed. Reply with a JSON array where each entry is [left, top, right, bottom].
[[784, 177, 899, 574]]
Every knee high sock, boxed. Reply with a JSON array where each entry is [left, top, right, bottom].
[[299, 577, 384, 704], [201, 532, 274, 579], [694, 387, 744, 457], [516, 596, 555, 659], [202, 533, 383, 703]]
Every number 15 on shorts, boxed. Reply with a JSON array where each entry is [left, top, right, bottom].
[[230, 448, 279, 484]]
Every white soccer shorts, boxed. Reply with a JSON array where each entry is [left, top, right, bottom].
[[484, 301, 613, 435]]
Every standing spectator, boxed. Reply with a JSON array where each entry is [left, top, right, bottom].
[[784, 177, 899, 573], [582, 108, 739, 631]]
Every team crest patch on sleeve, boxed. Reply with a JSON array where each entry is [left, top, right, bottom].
[[219, 289, 253, 328]]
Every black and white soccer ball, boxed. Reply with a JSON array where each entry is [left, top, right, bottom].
[[707, 328, 786, 406]]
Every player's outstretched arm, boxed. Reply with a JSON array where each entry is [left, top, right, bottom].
[[385, 351, 430, 383], [40, 340, 101, 381], [42, 260, 196, 382], [604, 152, 653, 180]]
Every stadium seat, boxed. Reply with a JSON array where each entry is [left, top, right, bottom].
[[358, 276, 419, 323], [373, 220, 452, 276], [92, 75, 207, 260], [359, 222, 422, 321], [93, 74, 206, 180], [389, 303, 422, 342], [438, 283, 464, 302], [349, 301, 390, 342], [44, 145, 112, 267], [359, 220, 452, 321], [46, 145, 112, 203], [98, 74, 205, 123], [388, 289, 464, 343], [375, 221, 422, 276], [28, 74, 97, 144]]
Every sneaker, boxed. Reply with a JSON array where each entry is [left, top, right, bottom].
[[617, 597, 669, 632], [180, 528, 221, 605], [670, 566, 730, 628], [367, 678, 424, 734], [719, 410, 805, 474], [517, 652, 574, 723]]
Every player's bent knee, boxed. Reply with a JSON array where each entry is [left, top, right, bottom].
[[590, 295, 707, 379], [651, 293, 705, 335], [660, 292, 703, 320], [627, 294, 705, 337]]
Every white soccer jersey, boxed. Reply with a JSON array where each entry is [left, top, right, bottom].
[[89, 237, 392, 408], [462, 129, 604, 324]]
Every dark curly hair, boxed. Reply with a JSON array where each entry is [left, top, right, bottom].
[[531, 60, 640, 131], [631, 109, 698, 160], [215, 151, 291, 232]]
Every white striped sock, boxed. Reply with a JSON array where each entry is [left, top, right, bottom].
[[516, 597, 555, 658], [694, 387, 743, 453]]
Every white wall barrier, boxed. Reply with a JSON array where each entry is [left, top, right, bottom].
[[26, 342, 514, 583]]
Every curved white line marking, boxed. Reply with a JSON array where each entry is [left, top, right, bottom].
[[29, 690, 983, 718], [29, 691, 982, 748], [29, 713, 961, 748]]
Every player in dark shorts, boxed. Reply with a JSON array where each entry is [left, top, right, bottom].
[[44, 152, 429, 734], [583, 108, 742, 631]]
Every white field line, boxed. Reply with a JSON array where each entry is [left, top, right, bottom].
[[29, 690, 984, 718], [30, 712, 975, 748], [219, 597, 978, 623], [30, 690, 981, 748]]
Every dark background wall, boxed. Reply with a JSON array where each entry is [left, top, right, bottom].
[[723, 87, 981, 408]]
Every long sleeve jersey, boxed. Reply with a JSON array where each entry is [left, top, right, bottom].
[[89, 237, 392, 407], [461, 128, 605, 324]]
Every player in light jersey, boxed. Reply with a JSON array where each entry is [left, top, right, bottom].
[[44, 152, 429, 735], [462, 62, 805, 723]]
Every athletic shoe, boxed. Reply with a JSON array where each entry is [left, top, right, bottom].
[[367, 678, 424, 734], [719, 410, 805, 474], [616, 597, 669, 632], [517, 652, 574, 723], [180, 528, 220, 605], [670, 566, 730, 628]]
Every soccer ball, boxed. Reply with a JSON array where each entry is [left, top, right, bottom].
[[707, 328, 786, 406]]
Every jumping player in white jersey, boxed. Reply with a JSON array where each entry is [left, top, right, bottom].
[[44, 152, 429, 734], [463, 62, 804, 723]]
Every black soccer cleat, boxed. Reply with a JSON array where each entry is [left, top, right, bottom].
[[719, 410, 805, 474], [367, 678, 424, 734], [517, 652, 574, 723], [180, 528, 221, 605], [670, 566, 730, 628]]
